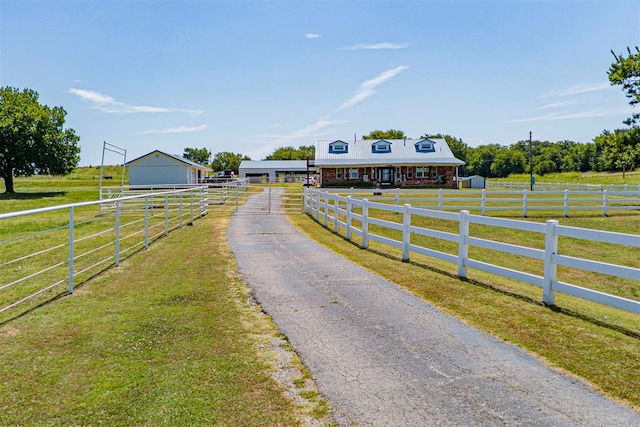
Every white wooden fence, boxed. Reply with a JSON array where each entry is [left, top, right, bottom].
[[304, 188, 640, 314], [486, 181, 640, 192], [0, 187, 209, 321], [335, 187, 640, 217]]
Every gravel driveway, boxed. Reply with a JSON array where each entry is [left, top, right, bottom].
[[227, 188, 639, 426]]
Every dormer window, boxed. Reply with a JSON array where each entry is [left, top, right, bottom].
[[371, 140, 392, 153], [329, 140, 348, 154], [415, 139, 435, 153]]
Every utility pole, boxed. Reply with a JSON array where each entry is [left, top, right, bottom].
[[529, 131, 534, 191]]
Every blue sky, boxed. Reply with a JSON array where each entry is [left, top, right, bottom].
[[2, 0, 639, 166]]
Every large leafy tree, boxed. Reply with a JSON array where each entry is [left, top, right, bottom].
[[265, 145, 315, 160], [363, 129, 406, 140], [593, 128, 640, 177], [609, 47, 640, 126], [0, 87, 80, 193], [183, 147, 211, 166], [211, 151, 249, 173]]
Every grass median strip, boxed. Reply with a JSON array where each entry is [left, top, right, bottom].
[[0, 215, 328, 426]]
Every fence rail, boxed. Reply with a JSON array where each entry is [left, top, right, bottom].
[[304, 188, 640, 314], [486, 180, 640, 192], [330, 187, 640, 217], [0, 187, 209, 322]]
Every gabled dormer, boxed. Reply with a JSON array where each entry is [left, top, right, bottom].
[[415, 139, 436, 153], [329, 140, 349, 154], [371, 139, 392, 153]]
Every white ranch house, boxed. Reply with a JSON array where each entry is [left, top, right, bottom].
[[126, 150, 211, 186], [315, 138, 465, 188]]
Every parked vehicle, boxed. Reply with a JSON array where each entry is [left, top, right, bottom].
[[303, 176, 317, 186]]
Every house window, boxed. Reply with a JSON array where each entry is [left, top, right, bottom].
[[416, 167, 429, 178], [336, 168, 342, 179], [371, 140, 392, 153], [349, 168, 358, 179], [407, 167, 414, 179], [415, 139, 435, 152], [329, 140, 349, 154], [432, 169, 437, 179]]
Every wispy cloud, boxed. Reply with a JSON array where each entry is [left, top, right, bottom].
[[338, 65, 409, 110], [137, 125, 208, 134], [247, 118, 348, 160], [68, 88, 202, 115], [512, 108, 628, 123], [540, 82, 610, 98], [341, 42, 409, 51], [306, 33, 321, 39]]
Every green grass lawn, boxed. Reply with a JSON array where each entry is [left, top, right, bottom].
[[0, 214, 330, 426], [0, 169, 331, 426], [2, 168, 639, 420]]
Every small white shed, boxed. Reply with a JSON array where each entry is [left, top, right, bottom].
[[126, 150, 211, 186], [458, 175, 486, 189]]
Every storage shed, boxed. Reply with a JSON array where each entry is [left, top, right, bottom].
[[126, 150, 211, 186], [458, 175, 486, 189]]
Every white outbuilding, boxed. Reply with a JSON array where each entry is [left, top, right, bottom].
[[238, 160, 315, 183], [126, 150, 211, 186]]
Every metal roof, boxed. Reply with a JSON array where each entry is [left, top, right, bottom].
[[239, 160, 310, 170], [315, 138, 465, 167], [126, 150, 211, 171]]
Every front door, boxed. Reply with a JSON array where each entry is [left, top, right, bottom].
[[378, 167, 394, 184]]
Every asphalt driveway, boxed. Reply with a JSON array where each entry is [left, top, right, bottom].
[[227, 188, 639, 426]]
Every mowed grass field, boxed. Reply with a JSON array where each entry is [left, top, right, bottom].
[[1, 167, 639, 422], [0, 168, 330, 426]]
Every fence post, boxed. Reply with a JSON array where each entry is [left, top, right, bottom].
[[346, 196, 352, 240], [522, 189, 528, 217], [543, 220, 559, 306], [179, 192, 184, 227], [563, 189, 569, 217], [303, 187, 308, 213], [190, 191, 194, 223], [323, 191, 329, 227], [68, 206, 75, 293], [602, 190, 608, 216], [458, 210, 469, 278], [402, 204, 411, 261], [395, 189, 400, 206], [115, 202, 121, 266], [315, 192, 321, 222], [164, 194, 169, 236], [438, 189, 443, 210], [333, 193, 340, 233], [481, 189, 486, 216], [144, 196, 149, 249], [362, 198, 369, 249]]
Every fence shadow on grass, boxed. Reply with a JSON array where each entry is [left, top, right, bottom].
[[340, 235, 640, 341], [0, 191, 66, 201]]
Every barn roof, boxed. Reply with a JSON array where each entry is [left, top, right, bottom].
[[126, 150, 211, 171]]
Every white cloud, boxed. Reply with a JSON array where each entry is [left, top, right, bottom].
[[511, 108, 629, 123], [306, 33, 321, 39], [137, 124, 208, 134], [247, 118, 348, 160], [338, 65, 409, 110], [67, 88, 202, 115], [341, 42, 409, 51], [540, 82, 610, 98]]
